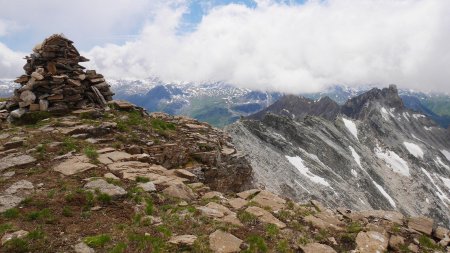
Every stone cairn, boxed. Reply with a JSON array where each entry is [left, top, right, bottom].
[[2, 34, 114, 119]]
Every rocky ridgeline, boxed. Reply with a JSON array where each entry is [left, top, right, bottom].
[[0, 34, 114, 121], [0, 102, 448, 252]]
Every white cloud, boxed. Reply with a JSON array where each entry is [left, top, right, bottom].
[[0, 42, 24, 78], [2, 0, 450, 93]]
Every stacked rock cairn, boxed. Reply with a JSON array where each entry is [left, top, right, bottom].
[[2, 34, 114, 119]]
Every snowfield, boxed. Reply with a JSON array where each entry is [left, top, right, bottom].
[[403, 142, 424, 159], [375, 146, 410, 177], [342, 118, 358, 140], [286, 155, 330, 187]]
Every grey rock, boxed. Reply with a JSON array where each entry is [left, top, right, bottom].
[[138, 182, 156, 192], [84, 179, 127, 197], [74, 242, 95, 253], [0, 154, 36, 172], [5, 180, 34, 194]]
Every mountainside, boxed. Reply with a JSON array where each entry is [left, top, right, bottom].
[[226, 85, 450, 227]]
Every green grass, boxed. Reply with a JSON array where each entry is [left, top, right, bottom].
[[0, 223, 13, 235], [3, 208, 20, 219], [151, 118, 176, 131], [109, 242, 127, 253], [237, 211, 259, 226], [97, 193, 112, 204], [83, 146, 99, 161], [2, 238, 29, 253], [265, 224, 279, 239], [26, 208, 54, 223], [136, 176, 150, 183], [62, 206, 73, 217], [242, 235, 268, 253], [418, 235, 441, 251], [347, 221, 363, 233], [62, 137, 78, 152], [145, 198, 154, 215], [84, 234, 111, 248]]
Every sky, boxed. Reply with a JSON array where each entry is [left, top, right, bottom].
[[0, 0, 449, 93]]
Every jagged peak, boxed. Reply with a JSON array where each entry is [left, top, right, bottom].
[[341, 84, 404, 118]]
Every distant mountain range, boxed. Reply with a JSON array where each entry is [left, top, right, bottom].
[[1, 78, 449, 128]]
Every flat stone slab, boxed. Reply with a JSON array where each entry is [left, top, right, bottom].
[[84, 179, 127, 197], [237, 189, 260, 199], [250, 190, 286, 211], [209, 230, 242, 253], [408, 216, 434, 235], [228, 198, 248, 210], [5, 180, 34, 194], [0, 154, 36, 172], [168, 235, 197, 246], [355, 231, 388, 253], [53, 155, 97, 175], [0, 194, 23, 213], [300, 243, 337, 253], [162, 183, 196, 200], [98, 151, 133, 164], [245, 206, 286, 228]]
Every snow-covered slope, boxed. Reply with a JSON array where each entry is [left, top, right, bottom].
[[226, 85, 450, 226]]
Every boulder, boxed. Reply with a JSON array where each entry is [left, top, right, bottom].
[[228, 198, 248, 210], [355, 231, 388, 253], [388, 235, 405, 251], [1, 230, 29, 245], [250, 190, 286, 211], [74, 242, 95, 253], [245, 206, 286, 228], [237, 189, 260, 199], [300, 243, 337, 253], [408, 216, 433, 235], [84, 179, 127, 197], [168, 235, 197, 246], [209, 230, 242, 253], [162, 183, 196, 200], [137, 182, 156, 192], [0, 154, 36, 171], [5, 180, 34, 194], [197, 206, 225, 218], [53, 155, 97, 175]]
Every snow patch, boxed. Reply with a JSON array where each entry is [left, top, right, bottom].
[[286, 156, 330, 187], [349, 146, 363, 170], [342, 118, 358, 140], [380, 107, 390, 121], [351, 169, 358, 177], [421, 168, 449, 206], [403, 142, 424, 159], [439, 176, 450, 191], [372, 181, 396, 208], [441, 150, 450, 161], [375, 147, 410, 177], [435, 157, 450, 171], [424, 126, 433, 131], [413, 113, 426, 119]]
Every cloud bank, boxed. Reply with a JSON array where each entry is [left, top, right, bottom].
[[2, 0, 450, 93]]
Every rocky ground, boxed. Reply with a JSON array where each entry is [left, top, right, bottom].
[[0, 102, 449, 252]]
